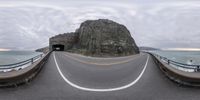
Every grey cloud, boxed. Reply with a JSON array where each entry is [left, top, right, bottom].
[[1, 0, 200, 50], [0, 3, 139, 50]]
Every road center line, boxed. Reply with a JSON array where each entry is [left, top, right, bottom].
[[53, 52, 149, 92], [64, 53, 143, 66]]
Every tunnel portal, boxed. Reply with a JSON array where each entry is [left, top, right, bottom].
[[52, 44, 64, 51]]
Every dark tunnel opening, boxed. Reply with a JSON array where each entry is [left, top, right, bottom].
[[52, 44, 64, 51]]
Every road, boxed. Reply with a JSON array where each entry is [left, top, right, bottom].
[[1, 51, 200, 100]]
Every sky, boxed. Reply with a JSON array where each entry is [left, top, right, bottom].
[[0, 0, 200, 50]]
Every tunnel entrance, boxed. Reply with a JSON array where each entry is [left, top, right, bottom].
[[52, 44, 64, 51]]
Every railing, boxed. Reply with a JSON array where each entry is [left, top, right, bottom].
[[150, 52, 200, 72], [0, 54, 43, 72]]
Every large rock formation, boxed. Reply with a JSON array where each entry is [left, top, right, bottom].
[[50, 19, 139, 56]]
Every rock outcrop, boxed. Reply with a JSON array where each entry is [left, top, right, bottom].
[[36, 46, 49, 54], [49, 19, 139, 56]]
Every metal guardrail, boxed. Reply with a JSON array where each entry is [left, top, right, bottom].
[[150, 52, 200, 72], [0, 54, 43, 72]]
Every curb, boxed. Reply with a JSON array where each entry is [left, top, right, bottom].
[[0, 52, 52, 87], [148, 52, 200, 87]]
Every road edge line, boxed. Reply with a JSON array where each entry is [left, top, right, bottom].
[[54, 52, 149, 92]]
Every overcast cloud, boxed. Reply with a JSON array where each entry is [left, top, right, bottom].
[[0, 0, 200, 50]]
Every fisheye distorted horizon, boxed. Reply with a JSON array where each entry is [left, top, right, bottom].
[[0, 0, 200, 50]]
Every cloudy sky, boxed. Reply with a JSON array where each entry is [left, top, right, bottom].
[[0, 0, 200, 50]]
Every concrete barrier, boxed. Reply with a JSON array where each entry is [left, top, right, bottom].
[[0, 51, 52, 87], [149, 53, 200, 86]]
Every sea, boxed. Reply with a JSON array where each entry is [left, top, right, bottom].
[[150, 50, 200, 65], [0, 50, 200, 66], [0, 51, 43, 65]]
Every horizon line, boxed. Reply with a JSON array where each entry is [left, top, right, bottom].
[[162, 48, 200, 51]]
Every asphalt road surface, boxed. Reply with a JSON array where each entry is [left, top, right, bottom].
[[1, 51, 200, 100]]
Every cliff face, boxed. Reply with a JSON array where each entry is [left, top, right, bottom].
[[49, 19, 139, 56], [77, 19, 139, 56]]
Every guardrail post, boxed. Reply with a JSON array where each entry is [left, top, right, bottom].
[[167, 60, 170, 64], [196, 66, 200, 72], [31, 58, 34, 64]]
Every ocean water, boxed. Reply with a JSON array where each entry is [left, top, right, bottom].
[[151, 50, 200, 65], [0, 51, 42, 65]]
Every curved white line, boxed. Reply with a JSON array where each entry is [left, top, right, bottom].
[[53, 52, 149, 92]]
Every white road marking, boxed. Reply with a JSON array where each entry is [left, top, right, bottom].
[[65, 52, 139, 59], [64, 53, 142, 66], [53, 52, 149, 92]]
